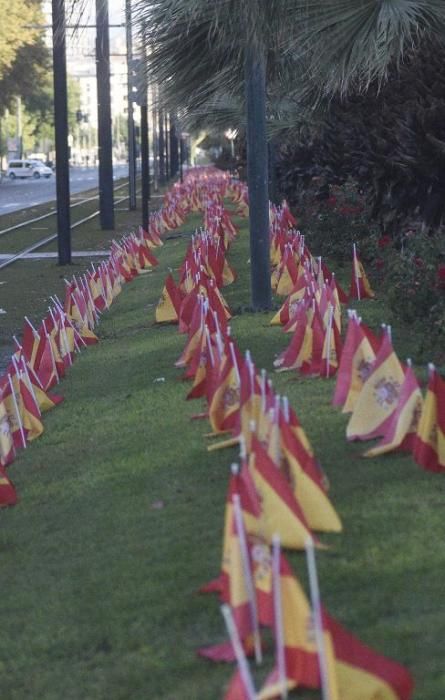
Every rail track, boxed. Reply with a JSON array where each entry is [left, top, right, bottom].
[[0, 179, 142, 271]]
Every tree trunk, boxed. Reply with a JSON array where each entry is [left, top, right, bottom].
[[245, 44, 272, 310]]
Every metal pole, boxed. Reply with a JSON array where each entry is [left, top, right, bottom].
[[158, 105, 165, 185], [179, 136, 184, 183], [96, 0, 115, 229], [268, 138, 279, 205], [245, 43, 272, 310], [169, 115, 179, 179], [152, 90, 159, 192], [164, 111, 170, 180], [125, 0, 136, 210], [139, 44, 150, 232], [140, 104, 150, 232], [51, 0, 71, 265]]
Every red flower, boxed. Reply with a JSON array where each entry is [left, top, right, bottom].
[[378, 235, 391, 249], [375, 258, 385, 270], [414, 256, 424, 269], [327, 196, 337, 207], [437, 264, 445, 289]]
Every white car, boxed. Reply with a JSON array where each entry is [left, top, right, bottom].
[[7, 159, 52, 180]]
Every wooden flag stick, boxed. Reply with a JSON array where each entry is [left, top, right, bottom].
[[221, 605, 257, 700]]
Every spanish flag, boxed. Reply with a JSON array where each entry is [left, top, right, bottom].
[[265, 553, 413, 699], [324, 609, 414, 700], [276, 250, 299, 297], [198, 508, 256, 663], [200, 462, 261, 597], [0, 400, 15, 468], [156, 274, 183, 324], [280, 418, 342, 533], [333, 313, 378, 412], [364, 363, 423, 457], [18, 377, 44, 443], [270, 287, 304, 327], [274, 304, 313, 373], [0, 468, 17, 507], [347, 330, 404, 442], [349, 243, 375, 300], [412, 366, 445, 473], [209, 348, 242, 434], [249, 438, 315, 550]]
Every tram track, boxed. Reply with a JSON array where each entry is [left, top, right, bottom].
[[0, 179, 142, 271]]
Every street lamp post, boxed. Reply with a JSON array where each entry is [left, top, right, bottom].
[[224, 128, 238, 159]]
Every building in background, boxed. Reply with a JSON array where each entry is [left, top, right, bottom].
[[41, 0, 133, 166]]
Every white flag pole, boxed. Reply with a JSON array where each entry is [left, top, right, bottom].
[[261, 369, 267, 413], [24, 315, 39, 339], [353, 243, 360, 301], [12, 357, 41, 417], [304, 537, 332, 700], [229, 342, 241, 386], [51, 300, 85, 352], [205, 325, 215, 367], [272, 535, 288, 699], [45, 332, 60, 385], [232, 492, 262, 665], [7, 374, 26, 449], [325, 305, 334, 378], [221, 606, 257, 700]]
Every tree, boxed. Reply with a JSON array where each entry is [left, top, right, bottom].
[[134, 0, 304, 309], [0, 0, 42, 80], [132, 0, 445, 304], [278, 38, 445, 235]]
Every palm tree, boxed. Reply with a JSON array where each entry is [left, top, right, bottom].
[[134, 0, 300, 310], [132, 0, 445, 306]]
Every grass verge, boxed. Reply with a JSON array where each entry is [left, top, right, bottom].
[[0, 206, 444, 698]]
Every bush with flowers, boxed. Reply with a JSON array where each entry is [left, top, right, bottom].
[[282, 176, 445, 354], [290, 179, 381, 263], [376, 231, 445, 354]]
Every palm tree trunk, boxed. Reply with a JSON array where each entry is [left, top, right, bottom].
[[245, 44, 272, 310]]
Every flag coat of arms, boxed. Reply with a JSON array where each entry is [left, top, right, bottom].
[[364, 364, 423, 457], [347, 332, 404, 442]]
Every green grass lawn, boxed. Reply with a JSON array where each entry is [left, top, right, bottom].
[[0, 205, 444, 698]]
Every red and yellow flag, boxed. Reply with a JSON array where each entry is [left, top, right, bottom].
[[249, 438, 315, 550], [349, 244, 375, 300], [412, 366, 445, 472], [364, 364, 423, 457], [347, 331, 404, 442]]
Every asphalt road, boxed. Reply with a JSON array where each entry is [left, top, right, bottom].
[[0, 165, 130, 215]]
